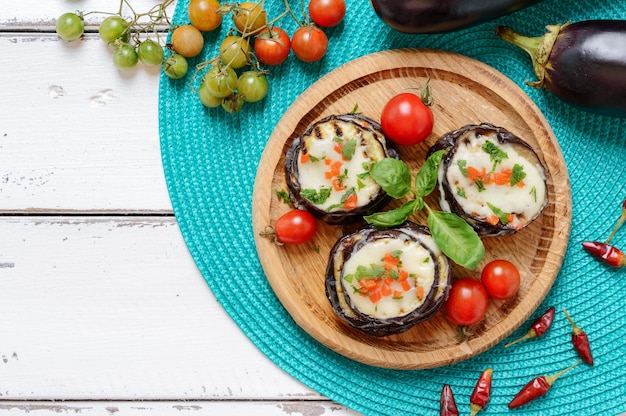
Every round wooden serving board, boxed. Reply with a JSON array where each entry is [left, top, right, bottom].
[[252, 49, 572, 369]]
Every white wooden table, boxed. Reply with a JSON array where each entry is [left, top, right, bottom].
[[0, 2, 359, 414]]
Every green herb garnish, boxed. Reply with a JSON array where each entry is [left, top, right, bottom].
[[482, 141, 508, 171], [342, 139, 356, 161], [510, 163, 527, 186], [457, 160, 468, 177], [275, 189, 291, 205], [487, 202, 511, 225], [301, 188, 331, 205]]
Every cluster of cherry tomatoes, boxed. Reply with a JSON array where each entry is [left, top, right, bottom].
[[55, 0, 347, 114], [445, 259, 521, 327], [165, 0, 347, 113], [55, 1, 174, 71]]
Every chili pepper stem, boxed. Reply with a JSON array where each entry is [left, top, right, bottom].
[[469, 404, 480, 416], [544, 360, 582, 386], [504, 330, 535, 348], [606, 201, 626, 244], [562, 308, 583, 336]]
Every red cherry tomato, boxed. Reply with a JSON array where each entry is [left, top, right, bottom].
[[274, 209, 317, 244], [308, 0, 346, 28], [254, 27, 291, 66], [481, 259, 521, 300], [445, 278, 489, 326], [291, 25, 328, 63], [380, 92, 434, 146]]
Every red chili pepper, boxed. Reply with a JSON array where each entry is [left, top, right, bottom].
[[606, 199, 626, 244], [563, 308, 594, 365], [505, 306, 555, 348], [470, 368, 493, 416], [581, 241, 626, 268], [508, 360, 581, 409], [439, 384, 460, 416]]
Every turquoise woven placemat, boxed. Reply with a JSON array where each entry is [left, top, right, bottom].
[[159, 1, 626, 414]]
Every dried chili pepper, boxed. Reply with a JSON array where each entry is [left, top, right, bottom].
[[508, 360, 581, 409], [470, 368, 493, 416], [563, 308, 594, 365], [606, 199, 626, 244], [505, 306, 555, 348], [440, 384, 460, 416], [581, 241, 626, 268]]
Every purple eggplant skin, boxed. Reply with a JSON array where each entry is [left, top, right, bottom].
[[369, 0, 544, 34], [496, 21, 626, 118]]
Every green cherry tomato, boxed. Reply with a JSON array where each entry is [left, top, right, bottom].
[[198, 82, 224, 108], [112, 44, 138, 69], [204, 66, 238, 98], [219, 36, 251, 69], [221, 94, 245, 114], [237, 71, 268, 103], [137, 40, 164, 66], [99, 15, 129, 43], [56, 12, 84, 41], [163, 54, 188, 79]]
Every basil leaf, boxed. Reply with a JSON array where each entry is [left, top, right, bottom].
[[427, 208, 484, 270], [414, 149, 446, 198], [364, 199, 418, 228], [370, 158, 412, 199], [301, 188, 331, 205]]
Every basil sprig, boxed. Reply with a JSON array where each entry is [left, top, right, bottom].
[[369, 158, 412, 199], [364, 150, 484, 270]]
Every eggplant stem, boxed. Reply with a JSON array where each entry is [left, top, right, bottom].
[[495, 23, 567, 89]]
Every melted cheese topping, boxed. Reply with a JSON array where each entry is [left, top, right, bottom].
[[439, 131, 547, 229], [297, 119, 386, 212], [341, 237, 436, 320]]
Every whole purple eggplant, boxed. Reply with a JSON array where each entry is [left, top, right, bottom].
[[370, 0, 544, 34], [496, 21, 626, 118]]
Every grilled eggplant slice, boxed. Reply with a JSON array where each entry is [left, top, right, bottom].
[[285, 113, 399, 225], [326, 222, 451, 337], [428, 123, 548, 236]]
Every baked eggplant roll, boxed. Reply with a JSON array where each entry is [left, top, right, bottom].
[[285, 113, 399, 225], [325, 222, 451, 337], [429, 123, 548, 236]]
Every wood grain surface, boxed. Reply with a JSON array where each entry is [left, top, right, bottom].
[[253, 49, 572, 369]]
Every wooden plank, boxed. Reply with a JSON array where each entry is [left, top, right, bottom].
[[0, 401, 359, 416], [1, 1, 175, 31], [0, 217, 321, 400], [0, 34, 172, 213]]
